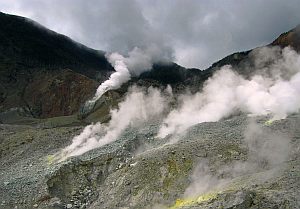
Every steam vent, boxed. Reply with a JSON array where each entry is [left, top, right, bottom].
[[1, 2, 300, 209]]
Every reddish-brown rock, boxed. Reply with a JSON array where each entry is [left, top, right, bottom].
[[24, 69, 98, 118]]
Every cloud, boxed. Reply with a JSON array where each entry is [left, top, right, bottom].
[[1, 0, 300, 69]]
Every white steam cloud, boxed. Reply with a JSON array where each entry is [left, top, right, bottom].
[[60, 87, 166, 159], [84, 45, 171, 112], [158, 47, 300, 138], [89, 53, 131, 104]]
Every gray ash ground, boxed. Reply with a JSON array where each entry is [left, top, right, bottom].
[[0, 113, 299, 209]]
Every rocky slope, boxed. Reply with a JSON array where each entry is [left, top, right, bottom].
[[0, 113, 299, 209]]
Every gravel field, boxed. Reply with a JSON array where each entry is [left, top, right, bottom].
[[0, 113, 299, 209]]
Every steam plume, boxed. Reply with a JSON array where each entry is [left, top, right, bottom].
[[59, 87, 166, 160], [158, 46, 300, 138], [88, 53, 131, 105], [83, 46, 170, 113]]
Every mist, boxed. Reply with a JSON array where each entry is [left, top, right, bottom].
[[181, 118, 291, 201], [183, 160, 228, 198]]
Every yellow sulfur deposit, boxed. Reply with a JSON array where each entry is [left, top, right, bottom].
[[169, 192, 217, 208], [46, 155, 55, 165], [264, 119, 274, 126], [170, 198, 195, 208], [196, 192, 217, 202]]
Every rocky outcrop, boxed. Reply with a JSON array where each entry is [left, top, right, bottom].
[[272, 24, 300, 52], [23, 69, 99, 118]]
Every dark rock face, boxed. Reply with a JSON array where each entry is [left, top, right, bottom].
[[23, 69, 98, 118], [0, 12, 113, 118], [271, 24, 300, 52], [0, 12, 113, 78]]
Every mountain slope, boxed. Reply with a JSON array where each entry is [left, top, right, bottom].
[[84, 24, 300, 121], [1, 11, 299, 121], [0, 12, 113, 77], [0, 12, 205, 120], [0, 12, 114, 118]]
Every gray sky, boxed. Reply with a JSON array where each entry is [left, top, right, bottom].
[[1, 0, 300, 69]]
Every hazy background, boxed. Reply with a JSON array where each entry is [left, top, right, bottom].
[[1, 0, 300, 69]]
